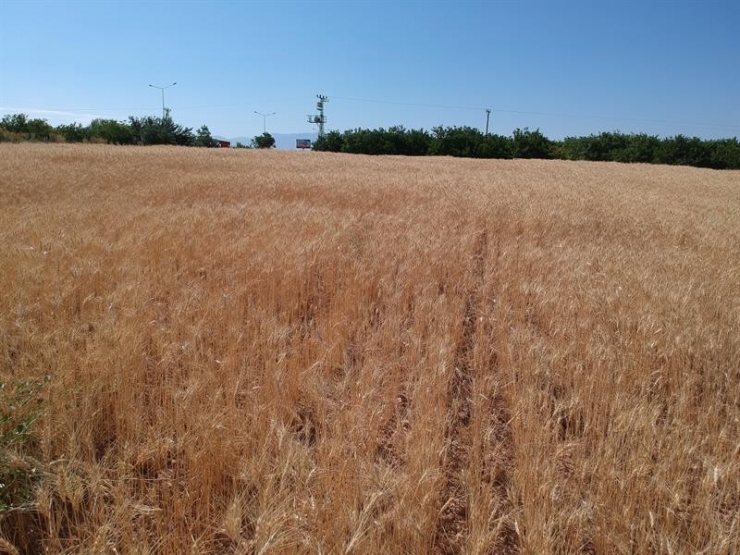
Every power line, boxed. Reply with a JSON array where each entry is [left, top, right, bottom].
[[330, 95, 483, 112], [327, 95, 740, 132], [5, 96, 738, 133], [492, 109, 740, 131]]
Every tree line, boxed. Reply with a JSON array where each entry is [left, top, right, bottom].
[[3, 112, 738, 168], [0, 113, 276, 148], [312, 126, 740, 170]]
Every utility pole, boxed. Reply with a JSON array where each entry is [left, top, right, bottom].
[[149, 82, 177, 120], [308, 94, 328, 138], [485, 109, 491, 135]]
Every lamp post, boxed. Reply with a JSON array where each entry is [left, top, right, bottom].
[[254, 111, 276, 134], [149, 82, 177, 120]]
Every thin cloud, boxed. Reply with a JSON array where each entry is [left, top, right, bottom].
[[0, 107, 111, 122]]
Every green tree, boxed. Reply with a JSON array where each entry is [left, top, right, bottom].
[[341, 128, 390, 154], [429, 126, 491, 158], [55, 122, 91, 143], [26, 118, 54, 140], [252, 132, 275, 149], [195, 125, 216, 147], [402, 128, 433, 156], [655, 135, 711, 168], [619, 133, 661, 164], [512, 127, 552, 159], [312, 130, 343, 152], [0, 113, 54, 141], [708, 138, 740, 170], [89, 119, 134, 144], [475, 133, 513, 159], [128, 115, 194, 146], [0, 113, 29, 133]]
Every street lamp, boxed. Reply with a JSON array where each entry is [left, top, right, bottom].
[[149, 82, 177, 120], [254, 111, 276, 134]]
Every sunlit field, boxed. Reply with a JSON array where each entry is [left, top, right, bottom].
[[1, 144, 738, 554]]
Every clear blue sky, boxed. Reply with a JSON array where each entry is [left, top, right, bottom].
[[1, 0, 738, 140]]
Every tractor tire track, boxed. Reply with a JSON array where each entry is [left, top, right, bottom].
[[434, 228, 520, 555], [480, 235, 520, 555], [481, 352, 519, 554], [377, 390, 410, 468], [433, 230, 487, 555]]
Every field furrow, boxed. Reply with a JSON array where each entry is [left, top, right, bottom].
[[1, 144, 739, 555]]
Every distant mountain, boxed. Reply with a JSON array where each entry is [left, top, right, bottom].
[[224, 132, 319, 150]]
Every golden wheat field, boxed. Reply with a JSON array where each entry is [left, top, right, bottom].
[[1, 144, 739, 555]]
